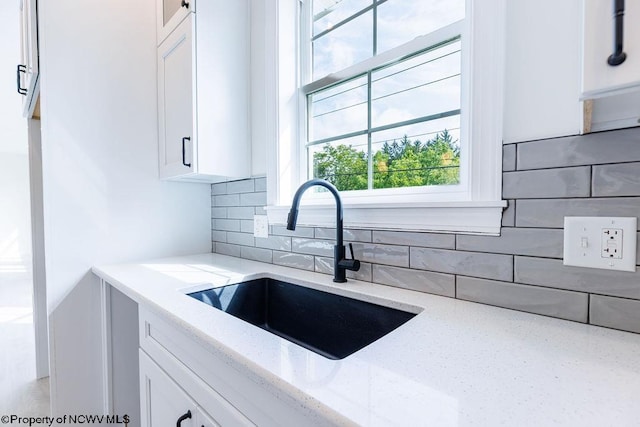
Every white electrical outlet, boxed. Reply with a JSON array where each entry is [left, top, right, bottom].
[[563, 217, 637, 272], [254, 215, 269, 238], [601, 228, 623, 259]]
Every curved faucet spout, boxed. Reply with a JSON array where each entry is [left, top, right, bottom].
[[286, 179, 358, 283]]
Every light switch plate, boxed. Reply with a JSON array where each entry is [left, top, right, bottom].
[[563, 217, 637, 272], [254, 215, 269, 238]]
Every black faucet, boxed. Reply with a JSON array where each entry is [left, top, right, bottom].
[[286, 179, 360, 283]]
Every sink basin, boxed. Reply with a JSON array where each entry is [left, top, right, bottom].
[[187, 278, 416, 360]]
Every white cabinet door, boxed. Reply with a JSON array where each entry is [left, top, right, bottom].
[[158, 15, 195, 179], [18, 0, 39, 117], [140, 350, 196, 427], [157, 0, 195, 45], [155, 0, 250, 183]]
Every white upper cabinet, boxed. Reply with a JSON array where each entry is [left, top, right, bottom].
[[582, 0, 640, 99], [158, 16, 195, 178], [156, 0, 250, 183], [157, 0, 195, 45], [18, 0, 39, 118]]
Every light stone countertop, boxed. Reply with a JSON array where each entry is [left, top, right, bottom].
[[93, 253, 640, 426]]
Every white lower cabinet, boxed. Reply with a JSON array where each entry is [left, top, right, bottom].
[[139, 349, 253, 427], [138, 306, 330, 427], [140, 350, 197, 427]]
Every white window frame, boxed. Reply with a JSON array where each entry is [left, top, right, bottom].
[[264, 0, 506, 234]]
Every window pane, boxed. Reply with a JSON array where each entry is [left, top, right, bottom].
[[313, 0, 372, 37], [309, 135, 369, 192], [371, 116, 460, 189], [377, 0, 465, 54], [313, 10, 373, 79], [309, 76, 368, 142], [371, 41, 461, 129]]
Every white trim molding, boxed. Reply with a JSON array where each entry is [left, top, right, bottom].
[[266, 200, 506, 234]]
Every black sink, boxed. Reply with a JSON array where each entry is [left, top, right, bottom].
[[187, 278, 416, 360]]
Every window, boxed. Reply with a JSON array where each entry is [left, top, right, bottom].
[[305, 0, 464, 193], [264, 0, 507, 234]]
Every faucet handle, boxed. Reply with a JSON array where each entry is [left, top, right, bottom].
[[348, 243, 355, 260], [339, 243, 360, 273]]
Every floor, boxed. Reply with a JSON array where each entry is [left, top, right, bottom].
[[0, 274, 50, 417]]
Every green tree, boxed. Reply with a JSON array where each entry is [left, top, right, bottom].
[[313, 130, 460, 191], [418, 130, 460, 186], [313, 144, 368, 191]]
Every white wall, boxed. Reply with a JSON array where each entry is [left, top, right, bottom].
[[0, 1, 31, 278], [250, 0, 268, 177], [0, 155, 32, 277], [38, 0, 211, 414]]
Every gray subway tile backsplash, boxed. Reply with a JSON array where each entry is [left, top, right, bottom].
[[227, 206, 256, 220], [210, 128, 640, 335], [215, 242, 241, 258], [514, 256, 640, 300], [457, 276, 588, 323], [502, 166, 591, 199], [373, 230, 455, 249], [226, 231, 255, 247], [456, 228, 564, 258], [589, 295, 640, 334], [213, 193, 240, 207], [211, 207, 227, 219], [211, 230, 226, 243], [271, 225, 315, 238], [240, 191, 267, 206], [273, 251, 314, 271], [355, 242, 409, 267], [315, 227, 372, 243], [410, 247, 513, 282], [372, 265, 455, 297], [214, 219, 241, 232], [226, 178, 255, 194], [255, 235, 292, 251], [502, 143, 516, 172], [254, 177, 267, 192], [592, 162, 640, 197], [240, 219, 254, 233], [292, 238, 334, 257], [516, 198, 640, 230], [517, 127, 640, 170], [211, 182, 227, 195], [240, 246, 273, 263]]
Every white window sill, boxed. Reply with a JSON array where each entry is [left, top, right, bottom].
[[265, 200, 507, 235]]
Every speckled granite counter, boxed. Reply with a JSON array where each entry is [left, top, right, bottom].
[[93, 253, 640, 426]]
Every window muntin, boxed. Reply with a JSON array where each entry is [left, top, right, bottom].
[[306, 40, 462, 192], [309, 75, 368, 142], [305, 0, 465, 194], [371, 41, 461, 128]]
